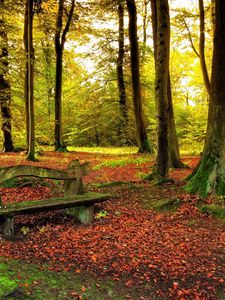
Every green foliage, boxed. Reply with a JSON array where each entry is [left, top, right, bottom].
[[95, 210, 108, 219], [20, 226, 30, 235]]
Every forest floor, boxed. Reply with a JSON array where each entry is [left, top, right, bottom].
[[0, 150, 224, 300]]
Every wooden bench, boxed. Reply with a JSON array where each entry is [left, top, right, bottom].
[[0, 160, 110, 239]]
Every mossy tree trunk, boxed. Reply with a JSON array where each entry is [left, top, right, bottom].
[[185, 0, 225, 197], [126, 0, 153, 153]]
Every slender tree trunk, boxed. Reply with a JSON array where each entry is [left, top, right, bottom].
[[167, 75, 185, 168], [55, 46, 63, 150], [199, 0, 211, 99], [24, 0, 29, 150], [185, 0, 225, 197], [126, 0, 153, 153], [0, 0, 14, 152], [117, 0, 129, 144], [142, 0, 149, 58], [54, 0, 75, 151], [26, 0, 35, 160]]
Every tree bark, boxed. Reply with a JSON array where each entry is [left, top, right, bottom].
[[54, 0, 75, 151], [154, 0, 170, 180], [24, 0, 35, 160], [199, 0, 211, 99], [185, 0, 225, 197], [0, 0, 14, 152], [126, 0, 153, 153], [117, 0, 129, 144], [151, 0, 183, 171]]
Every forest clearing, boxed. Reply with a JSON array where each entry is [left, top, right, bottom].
[[0, 149, 224, 300], [1, 0, 225, 299]]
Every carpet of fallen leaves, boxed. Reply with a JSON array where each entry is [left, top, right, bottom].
[[0, 152, 224, 300]]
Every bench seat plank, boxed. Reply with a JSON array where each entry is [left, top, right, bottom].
[[0, 192, 110, 216]]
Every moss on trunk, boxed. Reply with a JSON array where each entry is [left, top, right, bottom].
[[185, 155, 225, 197]]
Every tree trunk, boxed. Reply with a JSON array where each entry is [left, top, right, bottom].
[[54, 0, 75, 152], [24, 1, 29, 151], [126, 0, 153, 153], [185, 0, 225, 197], [0, 0, 14, 152], [26, 0, 35, 161], [142, 0, 149, 59], [167, 75, 185, 168], [24, 0, 35, 160], [151, 0, 183, 169], [154, 0, 170, 180], [199, 0, 211, 99], [117, 0, 129, 144], [55, 46, 64, 150]]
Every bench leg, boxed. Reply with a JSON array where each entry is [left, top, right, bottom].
[[3, 216, 14, 239], [65, 205, 94, 224]]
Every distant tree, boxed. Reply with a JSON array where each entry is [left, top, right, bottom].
[[185, 0, 225, 197], [126, 0, 153, 153], [117, 0, 129, 143], [54, 0, 75, 151], [24, 0, 36, 160], [0, 0, 14, 152]]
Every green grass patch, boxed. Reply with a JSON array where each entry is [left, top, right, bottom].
[[0, 258, 129, 300], [142, 198, 181, 212], [67, 146, 139, 155], [93, 157, 151, 170], [200, 204, 225, 220], [0, 276, 18, 298]]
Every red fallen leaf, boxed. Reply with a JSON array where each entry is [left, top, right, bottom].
[[81, 286, 86, 292], [70, 291, 78, 296], [173, 282, 179, 289]]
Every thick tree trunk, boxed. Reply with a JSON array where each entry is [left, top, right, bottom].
[[0, 0, 14, 152], [154, 0, 170, 180], [117, 0, 129, 144], [185, 0, 225, 197], [126, 0, 153, 153], [151, 0, 183, 169]]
